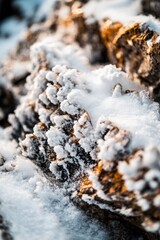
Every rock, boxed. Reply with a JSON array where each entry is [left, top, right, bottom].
[[142, 0, 160, 19], [70, 2, 107, 63], [0, 1, 160, 238], [100, 19, 160, 101], [8, 51, 159, 236], [0, 214, 13, 240], [78, 146, 160, 234], [0, 84, 16, 127]]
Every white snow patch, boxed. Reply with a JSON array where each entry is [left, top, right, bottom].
[[30, 40, 90, 71], [83, 0, 141, 23], [137, 198, 150, 212]]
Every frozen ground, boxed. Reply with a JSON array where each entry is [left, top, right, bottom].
[[0, 130, 107, 240]]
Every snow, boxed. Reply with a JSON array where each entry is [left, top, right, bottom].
[[46, 71, 57, 82], [74, 113, 93, 153], [97, 134, 126, 161], [46, 127, 68, 147], [137, 199, 150, 211], [0, 173, 67, 240], [0, 130, 107, 240], [67, 64, 160, 149], [0, 0, 160, 236], [38, 108, 52, 125], [46, 83, 58, 104], [60, 99, 79, 115], [30, 41, 90, 71], [143, 145, 160, 167], [83, 0, 141, 23], [129, 15, 160, 36], [54, 145, 68, 159], [144, 223, 160, 233], [154, 195, 160, 207]]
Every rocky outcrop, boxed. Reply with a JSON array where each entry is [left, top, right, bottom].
[[0, 0, 160, 239], [101, 19, 160, 90], [8, 46, 160, 236]]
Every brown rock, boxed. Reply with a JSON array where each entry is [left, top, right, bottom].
[[101, 20, 160, 101]]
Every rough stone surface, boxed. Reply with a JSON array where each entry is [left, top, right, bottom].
[[0, 1, 160, 239]]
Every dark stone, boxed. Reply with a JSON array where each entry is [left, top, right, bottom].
[[142, 0, 160, 19]]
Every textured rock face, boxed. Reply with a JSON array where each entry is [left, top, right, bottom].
[[1, 0, 160, 239], [101, 21, 158, 83], [78, 146, 160, 232], [8, 46, 160, 235], [100, 19, 160, 102]]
